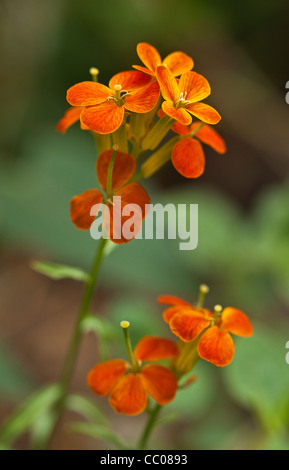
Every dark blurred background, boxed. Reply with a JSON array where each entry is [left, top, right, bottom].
[[1, 0, 289, 450]]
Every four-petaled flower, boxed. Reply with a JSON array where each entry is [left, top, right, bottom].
[[67, 71, 159, 134], [156, 65, 221, 127], [87, 336, 179, 415], [70, 149, 150, 243], [158, 296, 253, 367], [133, 42, 194, 78]]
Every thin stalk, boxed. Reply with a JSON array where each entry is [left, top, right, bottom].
[[112, 123, 128, 153], [106, 146, 118, 198], [138, 404, 162, 450], [42, 237, 108, 449]]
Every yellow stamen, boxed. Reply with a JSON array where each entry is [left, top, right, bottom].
[[120, 320, 130, 328], [200, 284, 209, 294], [89, 67, 99, 82], [197, 283, 210, 308], [214, 305, 222, 314]]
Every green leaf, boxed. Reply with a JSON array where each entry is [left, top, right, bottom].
[[66, 394, 108, 425], [0, 384, 61, 445], [29, 409, 57, 450], [70, 422, 127, 449], [81, 315, 114, 339], [31, 260, 90, 282]]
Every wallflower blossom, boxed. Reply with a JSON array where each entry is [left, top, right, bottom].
[[156, 65, 221, 126], [66, 71, 159, 134], [133, 42, 194, 78], [157, 111, 226, 178], [70, 148, 150, 243], [158, 296, 253, 367], [87, 336, 179, 415]]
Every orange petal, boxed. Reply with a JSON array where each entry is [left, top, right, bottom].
[[158, 295, 191, 306], [179, 72, 211, 103], [56, 106, 84, 133], [191, 122, 226, 153], [87, 359, 128, 396], [124, 80, 160, 113], [109, 71, 152, 91], [117, 182, 150, 220], [136, 42, 161, 73], [171, 121, 192, 135], [109, 373, 147, 415], [221, 308, 253, 337], [172, 138, 205, 178], [70, 189, 103, 230], [162, 101, 192, 126], [185, 102, 221, 125], [141, 365, 178, 405], [96, 150, 136, 192], [170, 311, 210, 342], [80, 101, 124, 134], [134, 336, 179, 362], [163, 51, 194, 76], [105, 182, 150, 244], [163, 306, 194, 323], [132, 65, 155, 76], [67, 81, 111, 106], [198, 326, 235, 367], [156, 65, 179, 103]]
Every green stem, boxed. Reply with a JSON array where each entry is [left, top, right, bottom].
[[121, 324, 138, 371], [138, 404, 162, 450], [106, 147, 118, 198], [42, 237, 108, 449], [112, 123, 128, 153], [142, 116, 174, 150]]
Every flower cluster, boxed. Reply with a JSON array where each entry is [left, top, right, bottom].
[[87, 287, 253, 415], [159, 292, 253, 368], [57, 43, 226, 242]]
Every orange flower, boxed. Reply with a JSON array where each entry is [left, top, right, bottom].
[[159, 296, 253, 367], [66, 71, 159, 134], [158, 111, 226, 178], [133, 42, 194, 78], [70, 149, 150, 244], [156, 65, 221, 127], [87, 336, 179, 415]]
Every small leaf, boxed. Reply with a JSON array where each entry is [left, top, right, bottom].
[[29, 409, 57, 450], [0, 384, 62, 445], [70, 422, 127, 449], [31, 260, 90, 282], [81, 315, 114, 339], [66, 394, 108, 425]]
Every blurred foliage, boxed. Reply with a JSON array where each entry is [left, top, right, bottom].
[[1, 125, 289, 448], [0, 344, 33, 399], [1, 0, 289, 450]]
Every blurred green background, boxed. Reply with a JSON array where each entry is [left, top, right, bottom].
[[1, 0, 289, 450]]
